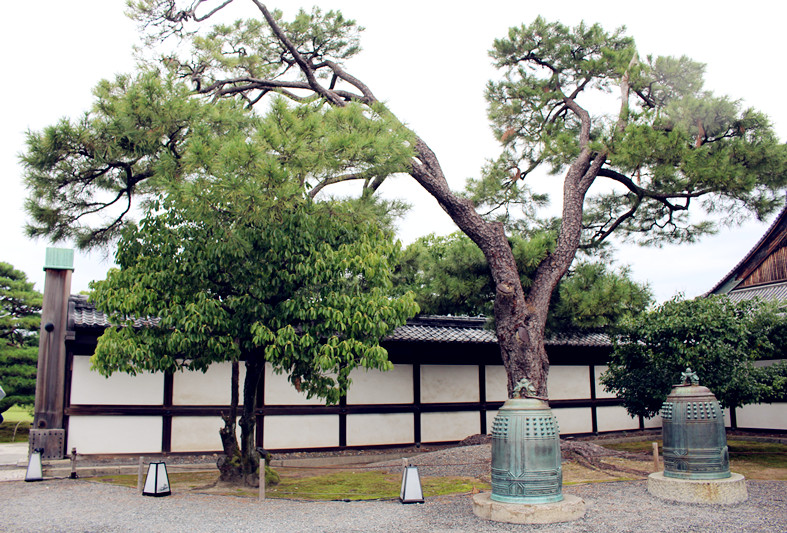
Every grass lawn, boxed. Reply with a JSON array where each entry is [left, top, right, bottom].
[[602, 438, 787, 480], [2, 405, 33, 423], [93, 469, 489, 500], [0, 405, 33, 443]]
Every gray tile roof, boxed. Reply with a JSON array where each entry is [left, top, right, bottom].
[[387, 316, 496, 344], [70, 295, 159, 329], [387, 316, 611, 347], [69, 297, 611, 347], [726, 281, 787, 303]]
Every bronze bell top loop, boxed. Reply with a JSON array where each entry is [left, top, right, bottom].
[[679, 367, 700, 387]]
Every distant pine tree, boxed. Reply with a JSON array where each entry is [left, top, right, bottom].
[[0, 262, 42, 416]]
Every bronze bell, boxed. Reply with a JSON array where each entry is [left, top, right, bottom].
[[660, 368, 730, 480], [490, 378, 563, 504]]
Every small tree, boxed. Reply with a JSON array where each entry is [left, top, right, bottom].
[[601, 296, 787, 418], [88, 78, 418, 485], [0, 263, 42, 416]]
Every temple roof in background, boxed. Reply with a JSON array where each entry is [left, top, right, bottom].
[[709, 204, 787, 301]]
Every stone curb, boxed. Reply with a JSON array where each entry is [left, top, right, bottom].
[[647, 472, 748, 505], [472, 492, 586, 524]]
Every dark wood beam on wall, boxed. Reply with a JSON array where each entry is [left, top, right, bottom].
[[413, 364, 421, 446], [162, 373, 174, 453], [589, 364, 598, 434]]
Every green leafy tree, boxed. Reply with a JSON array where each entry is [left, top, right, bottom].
[[87, 81, 417, 485], [25, 5, 787, 399], [395, 231, 651, 333], [601, 296, 787, 418], [0, 263, 42, 415]]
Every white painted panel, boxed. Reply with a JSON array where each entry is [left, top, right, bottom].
[[67, 416, 162, 454], [421, 411, 479, 443], [420, 365, 479, 403], [485, 366, 508, 402], [263, 363, 325, 406], [346, 413, 413, 446], [594, 365, 617, 399], [170, 416, 238, 452], [596, 406, 640, 432], [485, 410, 499, 434], [643, 414, 663, 429], [263, 415, 339, 449], [347, 365, 413, 405], [488, 407, 593, 435], [547, 366, 590, 400], [754, 359, 785, 367], [735, 403, 787, 430], [553, 407, 593, 434], [70, 356, 163, 405], [173, 362, 246, 406], [724, 409, 733, 428]]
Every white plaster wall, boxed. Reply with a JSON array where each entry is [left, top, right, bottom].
[[487, 365, 597, 401], [487, 407, 592, 435], [596, 406, 640, 432], [170, 416, 241, 452], [547, 366, 590, 400], [553, 407, 593, 434], [347, 365, 413, 405], [420, 365, 479, 403], [735, 403, 787, 430], [485, 410, 499, 434], [421, 411, 479, 442], [67, 416, 162, 454], [346, 413, 413, 446], [754, 359, 785, 367], [263, 363, 326, 406], [485, 366, 508, 402], [70, 356, 163, 405], [643, 415, 663, 429], [594, 365, 617, 399], [263, 415, 339, 449], [173, 362, 246, 406]]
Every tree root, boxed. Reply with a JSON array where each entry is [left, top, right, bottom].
[[458, 434, 652, 477], [560, 440, 650, 476]]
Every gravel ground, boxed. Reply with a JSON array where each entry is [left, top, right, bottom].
[[370, 443, 494, 479], [1, 478, 785, 532], [2, 443, 785, 532]]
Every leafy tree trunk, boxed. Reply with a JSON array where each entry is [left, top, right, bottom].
[[217, 360, 241, 483], [218, 355, 264, 487], [239, 355, 264, 486]]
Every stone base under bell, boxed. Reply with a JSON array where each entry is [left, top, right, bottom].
[[647, 472, 747, 505], [472, 493, 586, 524]]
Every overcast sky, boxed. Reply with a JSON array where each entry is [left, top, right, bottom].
[[2, 0, 785, 302]]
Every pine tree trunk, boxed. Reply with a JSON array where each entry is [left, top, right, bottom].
[[491, 151, 602, 397]]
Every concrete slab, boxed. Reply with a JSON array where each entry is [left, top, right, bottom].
[[0, 469, 25, 482], [472, 492, 586, 524], [647, 472, 748, 505], [0, 442, 29, 467]]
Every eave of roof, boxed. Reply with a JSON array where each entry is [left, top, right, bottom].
[[69, 297, 611, 348], [720, 280, 787, 303]]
